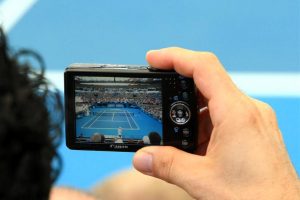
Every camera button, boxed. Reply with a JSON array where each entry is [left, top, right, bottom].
[[182, 92, 189, 101], [182, 139, 189, 147], [174, 126, 179, 133], [180, 80, 188, 90], [169, 102, 191, 125], [173, 95, 179, 101], [182, 128, 190, 137]]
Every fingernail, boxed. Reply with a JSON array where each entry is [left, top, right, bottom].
[[134, 151, 153, 174], [147, 49, 160, 55]]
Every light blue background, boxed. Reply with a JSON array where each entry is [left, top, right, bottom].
[[6, 0, 300, 189]]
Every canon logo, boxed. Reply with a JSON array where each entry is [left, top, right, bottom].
[[109, 144, 129, 149]]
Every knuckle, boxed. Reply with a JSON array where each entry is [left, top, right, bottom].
[[239, 99, 261, 124], [167, 47, 183, 53], [259, 101, 277, 119], [200, 51, 219, 62], [241, 99, 277, 125]]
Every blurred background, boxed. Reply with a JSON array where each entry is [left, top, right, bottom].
[[1, 0, 299, 190]]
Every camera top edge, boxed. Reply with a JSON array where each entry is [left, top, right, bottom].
[[65, 63, 176, 73]]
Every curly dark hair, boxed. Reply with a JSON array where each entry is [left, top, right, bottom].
[[0, 28, 63, 200]]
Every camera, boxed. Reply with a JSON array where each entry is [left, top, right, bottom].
[[64, 64, 198, 152]]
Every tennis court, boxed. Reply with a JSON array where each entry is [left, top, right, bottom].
[[82, 110, 139, 130], [76, 107, 161, 140]]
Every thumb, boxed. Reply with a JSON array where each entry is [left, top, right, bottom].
[[133, 146, 209, 192]]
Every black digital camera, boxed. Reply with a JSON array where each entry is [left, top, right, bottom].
[[64, 64, 198, 152]]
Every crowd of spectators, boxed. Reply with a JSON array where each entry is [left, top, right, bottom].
[[75, 85, 162, 120]]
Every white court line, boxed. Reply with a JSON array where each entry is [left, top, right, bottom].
[[83, 127, 139, 130], [126, 111, 140, 129], [46, 70, 300, 97], [95, 120, 128, 122], [81, 112, 102, 129], [124, 111, 132, 128], [93, 110, 140, 130], [230, 72, 300, 97], [81, 116, 98, 129], [0, 0, 38, 33], [88, 112, 104, 128]]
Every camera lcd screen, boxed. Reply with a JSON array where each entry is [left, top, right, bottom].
[[74, 76, 163, 146]]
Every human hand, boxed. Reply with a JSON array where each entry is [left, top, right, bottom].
[[133, 47, 300, 200]]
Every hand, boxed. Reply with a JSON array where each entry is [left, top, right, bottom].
[[133, 47, 300, 200]]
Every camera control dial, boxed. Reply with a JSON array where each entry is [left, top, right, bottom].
[[169, 102, 191, 125]]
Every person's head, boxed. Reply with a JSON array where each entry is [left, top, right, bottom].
[[91, 133, 105, 143], [148, 131, 161, 145], [142, 135, 150, 144], [0, 28, 63, 200]]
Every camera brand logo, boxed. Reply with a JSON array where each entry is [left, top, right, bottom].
[[110, 144, 129, 149]]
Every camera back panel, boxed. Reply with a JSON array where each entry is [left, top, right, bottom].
[[64, 64, 198, 152]]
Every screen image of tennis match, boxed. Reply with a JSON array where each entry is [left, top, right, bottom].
[[74, 76, 163, 145]]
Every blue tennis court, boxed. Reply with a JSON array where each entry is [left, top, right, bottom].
[[2, 0, 299, 191], [76, 107, 162, 141], [81, 110, 139, 130]]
